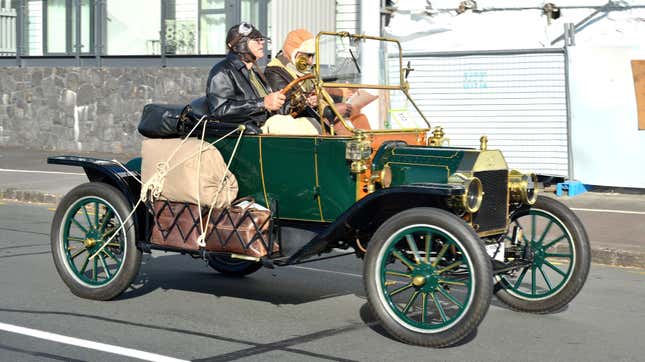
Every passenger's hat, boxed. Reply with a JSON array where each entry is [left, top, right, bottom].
[[282, 29, 315, 63]]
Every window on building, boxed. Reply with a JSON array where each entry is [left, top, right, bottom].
[[24, 0, 93, 56], [0, 0, 17, 56], [106, 0, 161, 55]]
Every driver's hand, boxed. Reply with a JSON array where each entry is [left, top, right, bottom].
[[264, 92, 286, 111], [335, 103, 353, 117], [306, 93, 318, 107]]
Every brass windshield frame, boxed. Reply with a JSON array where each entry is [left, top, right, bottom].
[[313, 31, 431, 135]]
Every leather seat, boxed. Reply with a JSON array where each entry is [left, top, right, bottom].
[[188, 96, 261, 135]]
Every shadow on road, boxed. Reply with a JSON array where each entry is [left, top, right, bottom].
[[116, 253, 365, 305]]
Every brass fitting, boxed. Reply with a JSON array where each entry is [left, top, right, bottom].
[[509, 170, 538, 205], [427, 126, 449, 146], [480, 136, 488, 151]]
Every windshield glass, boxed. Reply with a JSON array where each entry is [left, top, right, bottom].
[[315, 33, 429, 131]]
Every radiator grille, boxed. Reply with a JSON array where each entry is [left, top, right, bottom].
[[473, 170, 508, 233]]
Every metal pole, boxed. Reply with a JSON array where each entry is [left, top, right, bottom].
[[74, 0, 81, 65], [564, 24, 574, 180], [160, 0, 166, 67], [15, 0, 23, 67]]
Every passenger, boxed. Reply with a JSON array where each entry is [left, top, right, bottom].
[[265, 29, 353, 125], [205, 22, 285, 128]]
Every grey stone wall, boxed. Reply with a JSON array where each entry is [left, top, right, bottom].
[[0, 67, 208, 153]]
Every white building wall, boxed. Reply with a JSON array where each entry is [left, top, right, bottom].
[[268, 0, 335, 57], [569, 46, 645, 188]]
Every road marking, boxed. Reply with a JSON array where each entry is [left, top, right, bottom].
[[290, 265, 362, 278], [0, 322, 188, 362], [0, 168, 84, 176], [571, 207, 645, 215]]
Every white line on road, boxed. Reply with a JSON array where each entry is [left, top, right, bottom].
[[0, 322, 188, 362], [0, 168, 85, 176], [571, 207, 645, 215], [290, 265, 362, 278]]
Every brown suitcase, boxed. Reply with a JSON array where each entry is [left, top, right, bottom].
[[150, 199, 277, 258], [204, 202, 278, 258]]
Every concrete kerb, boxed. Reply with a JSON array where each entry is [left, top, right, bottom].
[[1, 189, 643, 270], [0, 188, 61, 205]]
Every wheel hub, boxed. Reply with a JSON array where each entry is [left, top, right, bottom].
[[411, 264, 441, 292], [412, 275, 426, 287], [84, 237, 96, 248]]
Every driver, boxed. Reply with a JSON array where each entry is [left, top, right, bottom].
[[205, 22, 285, 127]]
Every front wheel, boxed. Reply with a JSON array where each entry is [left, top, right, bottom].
[[364, 208, 492, 347], [51, 182, 142, 300], [495, 196, 591, 313]]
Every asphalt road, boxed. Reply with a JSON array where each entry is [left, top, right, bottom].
[[1, 202, 644, 362]]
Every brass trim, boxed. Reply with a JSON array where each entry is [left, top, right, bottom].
[[314, 138, 325, 221], [477, 228, 508, 238], [322, 82, 401, 90], [229, 253, 261, 262], [391, 150, 460, 159], [258, 137, 270, 208], [472, 150, 508, 171]]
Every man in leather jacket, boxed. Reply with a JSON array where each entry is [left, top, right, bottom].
[[205, 22, 285, 127]]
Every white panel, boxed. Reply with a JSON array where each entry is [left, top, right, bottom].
[[335, 0, 359, 34], [268, 0, 335, 57], [27, 0, 43, 56], [391, 51, 569, 177], [569, 46, 645, 188]]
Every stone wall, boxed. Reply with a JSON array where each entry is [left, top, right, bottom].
[[0, 67, 208, 152]]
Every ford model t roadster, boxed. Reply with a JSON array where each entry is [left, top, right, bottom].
[[48, 32, 590, 347]]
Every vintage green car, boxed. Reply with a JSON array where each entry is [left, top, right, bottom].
[[48, 32, 590, 347]]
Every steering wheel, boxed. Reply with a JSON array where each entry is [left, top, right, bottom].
[[279, 74, 315, 116]]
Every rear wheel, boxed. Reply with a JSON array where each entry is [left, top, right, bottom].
[[364, 208, 492, 347], [51, 182, 142, 300], [208, 254, 263, 277], [495, 196, 590, 313]]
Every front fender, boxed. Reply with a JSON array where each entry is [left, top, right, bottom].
[[286, 184, 465, 264]]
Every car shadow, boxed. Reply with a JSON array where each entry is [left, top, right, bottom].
[[116, 253, 365, 305]]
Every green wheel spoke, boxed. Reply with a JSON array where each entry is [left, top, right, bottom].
[[432, 243, 450, 267], [424, 233, 432, 264], [438, 286, 464, 309], [402, 290, 421, 314], [537, 220, 554, 244], [389, 282, 413, 297], [82, 205, 94, 229], [543, 234, 568, 250], [538, 265, 553, 290], [71, 218, 89, 234], [385, 270, 412, 278], [405, 235, 422, 264], [102, 248, 121, 264], [94, 202, 100, 227], [439, 278, 467, 286], [79, 255, 91, 274], [93, 257, 98, 281], [531, 214, 536, 241], [392, 250, 416, 271], [99, 209, 113, 233], [545, 252, 572, 258], [431, 293, 448, 322], [544, 260, 567, 277], [531, 265, 537, 295], [99, 254, 111, 279], [67, 236, 86, 243], [513, 267, 529, 289], [70, 248, 87, 260], [436, 260, 463, 275], [421, 293, 428, 324]]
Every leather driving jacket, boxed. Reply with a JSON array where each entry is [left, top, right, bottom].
[[206, 53, 273, 126]]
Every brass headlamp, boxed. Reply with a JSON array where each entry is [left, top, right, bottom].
[[509, 170, 538, 205], [448, 173, 483, 213]]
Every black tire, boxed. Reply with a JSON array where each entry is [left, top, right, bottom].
[[51, 182, 142, 300], [364, 207, 492, 347], [495, 196, 591, 313], [208, 254, 263, 277]]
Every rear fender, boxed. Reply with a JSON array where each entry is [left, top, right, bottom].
[[47, 156, 147, 241], [286, 184, 465, 264]]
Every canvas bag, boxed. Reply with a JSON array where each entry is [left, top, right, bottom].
[[141, 138, 238, 208]]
